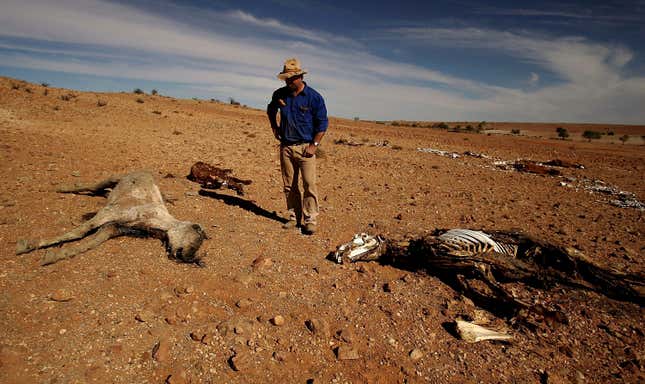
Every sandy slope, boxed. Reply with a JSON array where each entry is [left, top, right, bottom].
[[0, 77, 643, 383]]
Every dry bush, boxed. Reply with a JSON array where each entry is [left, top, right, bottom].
[[97, 100, 107, 107], [133, 88, 144, 94]]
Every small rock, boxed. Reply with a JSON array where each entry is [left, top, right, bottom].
[[336, 329, 354, 343], [190, 332, 206, 342], [271, 315, 285, 326], [335, 346, 360, 360], [305, 318, 330, 338], [165, 314, 178, 325], [272, 351, 287, 362], [49, 289, 73, 302], [152, 339, 170, 362], [229, 352, 251, 371], [252, 256, 273, 271], [409, 348, 424, 361], [235, 298, 252, 308], [135, 309, 155, 323], [71, 171, 81, 177]]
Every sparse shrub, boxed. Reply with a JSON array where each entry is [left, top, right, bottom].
[[354, 117, 360, 121], [43, 89, 48, 96], [375, 121, 385, 125], [24, 88, 33, 93], [436, 122, 449, 129], [391, 121, 400, 126], [619, 135, 629, 144], [97, 100, 107, 107], [478, 121, 487, 129], [152, 110, 161, 114], [229, 97, 240, 106], [133, 88, 144, 94], [582, 130, 602, 141], [53, 106, 60, 111], [465, 125, 474, 131], [136, 98, 144, 103], [556, 127, 569, 140], [41, 82, 49, 87], [151, 89, 158, 95], [11, 83, 20, 90], [607, 131, 614, 136], [511, 129, 521, 134], [60, 94, 71, 101]]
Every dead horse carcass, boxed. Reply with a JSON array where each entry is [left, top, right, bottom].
[[333, 229, 644, 314], [16, 171, 206, 266]]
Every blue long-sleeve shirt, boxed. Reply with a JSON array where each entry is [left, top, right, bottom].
[[267, 83, 328, 144]]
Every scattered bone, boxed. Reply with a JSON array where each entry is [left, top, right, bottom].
[[456, 320, 512, 343], [15, 171, 206, 265], [187, 161, 252, 195], [417, 147, 460, 158]]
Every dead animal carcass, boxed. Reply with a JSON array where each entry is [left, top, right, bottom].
[[332, 229, 644, 316], [16, 171, 206, 266], [188, 161, 252, 195]]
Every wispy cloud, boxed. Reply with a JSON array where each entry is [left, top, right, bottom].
[[0, 0, 644, 123]]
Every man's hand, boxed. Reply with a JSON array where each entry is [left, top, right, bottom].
[[271, 126, 281, 141], [304, 143, 317, 157]]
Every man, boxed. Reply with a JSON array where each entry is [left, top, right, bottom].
[[267, 58, 328, 235]]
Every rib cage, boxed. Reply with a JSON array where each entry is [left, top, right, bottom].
[[437, 229, 518, 258]]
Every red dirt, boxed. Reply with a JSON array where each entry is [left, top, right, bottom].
[[0, 77, 643, 383]]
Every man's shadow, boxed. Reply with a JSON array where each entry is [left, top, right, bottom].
[[198, 190, 288, 224]]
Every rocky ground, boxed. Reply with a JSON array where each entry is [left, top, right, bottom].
[[0, 77, 643, 383]]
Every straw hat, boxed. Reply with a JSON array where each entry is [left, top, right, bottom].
[[277, 58, 307, 80]]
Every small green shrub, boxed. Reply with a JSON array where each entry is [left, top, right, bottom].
[[556, 127, 569, 139], [133, 88, 144, 94], [582, 130, 602, 140], [151, 89, 158, 95]]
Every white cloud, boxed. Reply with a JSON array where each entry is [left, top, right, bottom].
[[0, 0, 644, 123]]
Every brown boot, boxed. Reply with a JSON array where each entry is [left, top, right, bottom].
[[302, 223, 316, 235]]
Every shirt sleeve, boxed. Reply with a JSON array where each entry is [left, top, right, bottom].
[[267, 89, 281, 115], [312, 94, 328, 132]]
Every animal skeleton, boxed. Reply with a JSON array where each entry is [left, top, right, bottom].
[[16, 171, 206, 265], [333, 229, 644, 316]]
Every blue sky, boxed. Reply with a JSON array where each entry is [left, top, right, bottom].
[[1, 0, 644, 123]]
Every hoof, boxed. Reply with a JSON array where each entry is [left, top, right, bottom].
[[16, 239, 35, 255], [40, 251, 59, 266]]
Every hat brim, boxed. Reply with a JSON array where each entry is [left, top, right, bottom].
[[277, 70, 307, 80]]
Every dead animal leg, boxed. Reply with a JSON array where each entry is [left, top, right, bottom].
[[16, 217, 106, 255], [465, 263, 534, 312], [41, 224, 121, 265], [56, 175, 122, 194]]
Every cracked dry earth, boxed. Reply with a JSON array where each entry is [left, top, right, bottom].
[[0, 77, 643, 383]]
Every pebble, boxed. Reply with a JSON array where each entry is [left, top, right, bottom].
[[49, 289, 73, 302], [335, 346, 360, 360], [229, 353, 251, 371], [272, 351, 287, 362], [235, 298, 252, 308], [252, 256, 273, 271], [409, 348, 424, 361], [135, 310, 155, 323], [305, 318, 330, 338], [152, 339, 170, 362], [271, 315, 285, 326]]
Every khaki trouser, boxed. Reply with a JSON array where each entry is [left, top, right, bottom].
[[280, 143, 319, 225]]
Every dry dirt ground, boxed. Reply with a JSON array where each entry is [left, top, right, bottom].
[[0, 77, 643, 384]]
